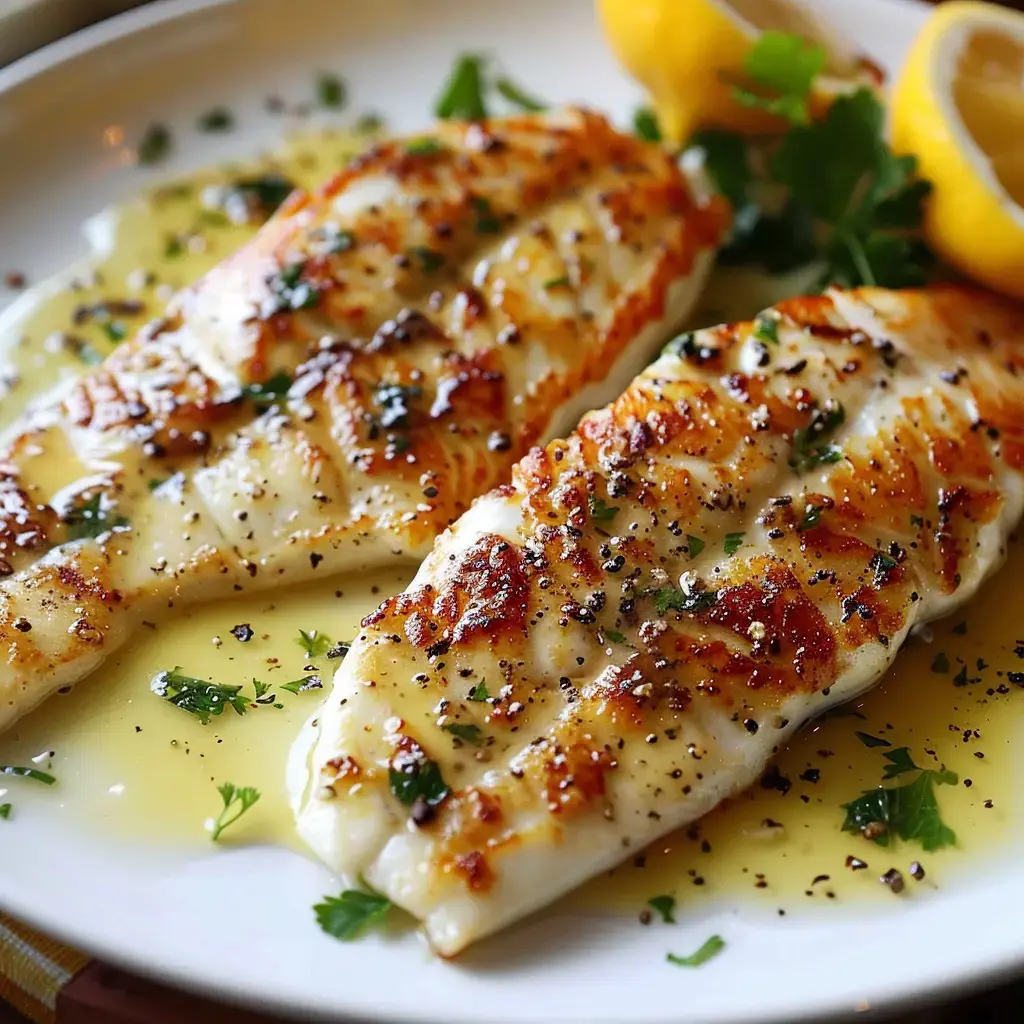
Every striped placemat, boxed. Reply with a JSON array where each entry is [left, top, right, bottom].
[[0, 916, 87, 1024]]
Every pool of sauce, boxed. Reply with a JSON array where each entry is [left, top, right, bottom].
[[0, 127, 1020, 924]]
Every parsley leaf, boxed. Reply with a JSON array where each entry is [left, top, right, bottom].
[[797, 502, 826, 532], [667, 935, 726, 968], [789, 401, 845, 473], [752, 313, 779, 344], [210, 782, 260, 841], [589, 495, 619, 523], [686, 534, 705, 558], [266, 261, 320, 312], [314, 889, 392, 942], [442, 722, 483, 745], [633, 107, 662, 143], [841, 761, 958, 851], [243, 370, 292, 408], [150, 668, 248, 724], [406, 137, 447, 156], [470, 195, 501, 234], [648, 894, 676, 924], [855, 732, 892, 749], [373, 383, 422, 431], [606, 629, 629, 645], [297, 629, 333, 658], [64, 493, 129, 540], [650, 586, 718, 616], [409, 246, 444, 273], [495, 76, 546, 112], [434, 54, 488, 120], [881, 747, 919, 779], [389, 753, 450, 808], [223, 173, 296, 221], [316, 73, 346, 109], [0, 804, 10, 820], [280, 675, 323, 695], [723, 532, 745, 556], [543, 275, 571, 290], [0, 765, 56, 785], [732, 31, 826, 125], [468, 682, 490, 701]]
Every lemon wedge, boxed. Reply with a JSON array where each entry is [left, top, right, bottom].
[[596, 0, 881, 143], [892, 1, 1024, 299]]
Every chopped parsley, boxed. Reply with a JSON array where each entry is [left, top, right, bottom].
[[871, 550, 899, 587], [102, 321, 127, 343], [316, 73, 347, 109], [210, 782, 260, 841], [789, 401, 845, 473], [588, 495, 619, 523], [606, 630, 629, 645], [841, 755, 958, 851], [442, 722, 483, 745], [543, 275, 571, 290], [435, 54, 488, 120], [752, 313, 779, 344], [164, 237, 184, 259], [280, 675, 323, 695], [0, 765, 56, 786], [406, 137, 447, 156], [0, 804, 9, 820], [314, 889, 392, 942], [137, 123, 172, 165], [686, 534, 705, 559], [150, 668, 249, 724], [797, 502, 826, 532], [297, 629, 333, 659], [467, 682, 490, 701], [470, 195, 501, 234], [495, 76, 546, 112], [197, 107, 234, 132], [409, 246, 444, 273], [931, 651, 950, 674], [243, 370, 292, 408], [855, 732, 892, 749], [650, 586, 717, 616], [723, 532, 745, 556], [65, 493, 128, 540], [223, 173, 296, 221], [633, 107, 662, 143], [373, 383, 422, 431], [266, 261, 320, 312], [389, 751, 450, 808], [648, 894, 676, 924], [881, 747, 919, 779], [355, 112, 385, 134], [667, 935, 726, 968]]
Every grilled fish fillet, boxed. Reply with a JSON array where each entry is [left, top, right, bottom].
[[0, 109, 725, 731], [293, 285, 1024, 956]]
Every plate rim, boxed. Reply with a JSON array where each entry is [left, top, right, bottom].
[[1, 0, 1023, 1021]]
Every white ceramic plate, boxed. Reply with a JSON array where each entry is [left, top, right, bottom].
[[2, 1, 1022, 1021]]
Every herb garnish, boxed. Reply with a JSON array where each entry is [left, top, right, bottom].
[[789, 401, 845, 473], [406, 137, 447, 156], [409, 246, 444, 273], [243, 370, 292, 408], [686, 534, 705, 559], [606, 630, 629, 645], [667, 935, 726, 968], [137, 123, 172, 165], [103, 321, 127, 343], [495, 76, 546, 112], [297, 629, 333, 659], [648, 894, 676, 924], [0, 765, 56, 786], [389, 751, 450, 809], [314, 889, 392, 941], [316, 73, 347, 109], [210, 782, 260, 841], [0, 805, 10, 820], [855, 732, 892, 749], [470, 195, 501, 234], [267, 261, 320, 312], [442, 723, 483, 745], [224, 174, 296, 221], [589, 495, 619, 523], [543, 275, 571, 290], [197, 107, 234, 132], [841, 753, 958, 851], [689, 33, 933, 288], [65, 493, 128, 540], [650, 586, 717, 616], [435, 54, 547, 121], [723, 532, 745, 556], [151, 669, 249, 724], [280, 675, 323, 695], [752, 313, 779, 344], [467, 682, 490, 701], [797, 502, 825, 532], [373, 384, 422, 431], [633, 107, 662, 143], [870, 550, 899, 587]]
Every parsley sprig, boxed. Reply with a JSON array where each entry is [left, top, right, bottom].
[[690, 33, 933, 289], [314, 889, 392, 941], [210, 782, 260, 841], [434, 54, 546, 121]]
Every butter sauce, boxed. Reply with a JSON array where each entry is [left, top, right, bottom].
[[0, 126, 1020, 922]]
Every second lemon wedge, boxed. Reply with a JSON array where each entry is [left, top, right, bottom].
[[597, 0, 881, 143], [891, 1, 1024, 300]]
